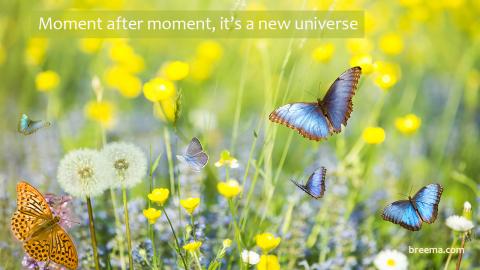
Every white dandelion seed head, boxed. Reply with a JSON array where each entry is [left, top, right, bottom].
[[373, 249, 408, 270], [101, 141, 147, 188], [446, 215, 474, 232], [57, 149, 113, 198]]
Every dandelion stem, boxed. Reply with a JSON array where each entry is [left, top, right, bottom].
[[109, 189, 126, 270], [455, 233, 467, 270], [86, 196, 100, 270], [122, 185, 134, 270], [444, 233, 458, 270], [162, 206, 188, 269]]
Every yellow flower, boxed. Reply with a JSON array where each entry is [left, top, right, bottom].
[[148, 188, 170, 206], [183, 241, 202, 252], [255, 233, 281, 253], [109, 41, 144, 73], [84, 100, 116, 128], [362, 127, 386, 144], [190, 58, 214, 81], [143, 78, 176, 102], [117, 74, 142, 98], [215, 150, 239, 168], [395, 114, 421, 135], [373, 61, 401, 90], [143, 208, 162, 224], [257, 255, 280, 270], [161, 61, 190, 81], [346, 38, 373, 55], [311, 43, 335, 63], [180, 197, 200, 215], [35, 71, 60, 92], [79, 38, 103, 54], [153, 99, 177, 123], [120, 54, 145, 74], [197, 40, 223, 62], [104, 65, 130, 89], [217, 179, 242, 199], [349, 54, 373, 75], [379, 33, 404, 55], [223, 239, 232, 248], [25, 38, 48, 66]]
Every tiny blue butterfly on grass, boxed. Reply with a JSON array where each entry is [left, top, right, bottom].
[[291, 167, 326, 199], [269, 66, 361, 141], [382, 183, 443, 231], [176, 137, 209, 171], [17, 114, 51, 135]]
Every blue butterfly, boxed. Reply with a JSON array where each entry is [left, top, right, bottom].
[[176, 137, 209, 171], [291, 167, 326, 199], [269, 66, 361, 141], [17, 114, 51, 135], [382, 184, 443, 231]]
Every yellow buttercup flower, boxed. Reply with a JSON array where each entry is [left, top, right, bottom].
[[161, 61, 190, 81], [349, 54, 373, 75], [116, 74, 142, 98], [257, 255, 280, 270], [104, 65, 130, 89], [79, 38, 103, 54], [35, 71, 60, 92], [395, 114, 421, 135], [373, 61, 401, 90], [217, 179, 242, 199], [223, 239, 232, 248], [189, 58, 214, 81], [215, 150, 239, 168], [311, 43, 335, 63], [143, 208, 162, 224], [183, 241, 202, 252], [25, 38, 48, 66], [197, 40, 223, 62], [153, 99, 177, 123], [255, 233, 281, 253], [143, 78, 176, 102], [379, 33, 404, 55], [148, 188, 170, 206], [180, 197, 200, 215], [346, 39, 373, 55], [120, 53, 145, 74], [362, 127, 386, 144], [109, 41, 135, 63], [85, 100, 116, 128]]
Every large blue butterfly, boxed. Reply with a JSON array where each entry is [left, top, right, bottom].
[[291, 167, 326, 199], [176, 137, 209, 172], [269, 66, 361, 141], [382, 184, 443, 231], [17, 114, 51, 135]]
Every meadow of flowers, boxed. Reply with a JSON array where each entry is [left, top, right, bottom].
[[0, 0, 479, 269]]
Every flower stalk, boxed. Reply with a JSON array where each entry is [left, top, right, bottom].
[[86, 196, 100, 270]]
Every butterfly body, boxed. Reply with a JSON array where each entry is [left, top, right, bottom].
[[382, 184, 443, 231], [177, 137, 209, 171], [18, 114, 51, 135], [269, 67, 361, 141], [291, 167, 327, 199], [11, 182, 78, 269]]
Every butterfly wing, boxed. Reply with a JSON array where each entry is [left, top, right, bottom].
[[49, 224, 78, 269], [412, 184, 443, 224], [23, 228, 52, 264], [269, 102, 330, 141], [382, 200, 423, 231], [11, 211, 48, 241], [305, 167, 326, 198], [18, 114, 51, 135], [320, 66, 361, 132], [186, 137, 204, 156]]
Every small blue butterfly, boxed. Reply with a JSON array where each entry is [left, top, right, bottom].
[[269, 66, 361, 141], [382, 184, 443, 231], [17, 114, 51, 135], [291, 167, 326, 199], [176, 137, 209, 171]]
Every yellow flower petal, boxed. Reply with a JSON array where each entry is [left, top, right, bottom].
[[143, 78, 176, 102], [395, 114, 421, 135], [148, 188, 170, 206], [143, 208, 162, 224], [217, 179, 242, 199], [183, 241, 202, 252], [180, 197, 200, 215], [35, 70, 60, 92], [255, 233, 281, 252], [362, 127, 386, 144]]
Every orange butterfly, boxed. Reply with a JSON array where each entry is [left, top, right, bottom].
[[11, 181, 78, 269]]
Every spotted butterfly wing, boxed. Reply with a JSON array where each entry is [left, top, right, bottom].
[[176, 137, 209, 171], [18, 114, 51, 135], [382, 184, 443, 231], [269, 67, 361, 140], [11, 181, 78, 269], [291, 167, 326, 199]]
